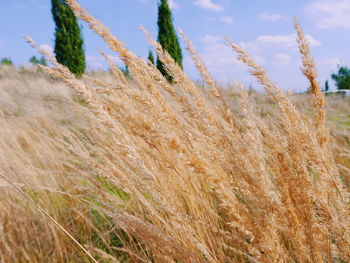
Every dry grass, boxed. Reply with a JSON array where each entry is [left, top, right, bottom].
[[1, 0, 350, 262]]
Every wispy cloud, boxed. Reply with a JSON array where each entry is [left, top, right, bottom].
[[258, 13, 286, 22], [320, 57, 342, 68], [234, 33, 320, 80], [253, 34, 321, 49], [169, 0, 180, 9], [86, 54, 122, 70], [194, 0, 224, 11], [220, 16, 233, 24], [272, 53, 292, 65], [193, 34, 264, 83], [304, 0, 350, 29], [193, 42, 249, 82], [201, 34, 222, 44], [39, 44, 54, 55]]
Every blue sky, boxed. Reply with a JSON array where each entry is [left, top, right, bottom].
[[1, 0, 350, 91]]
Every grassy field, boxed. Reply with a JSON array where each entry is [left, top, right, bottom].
[[0, 65, 349, 262], [1, 1, 350, 262]]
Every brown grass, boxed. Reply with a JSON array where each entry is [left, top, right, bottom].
[[0, 0, 350, 262]]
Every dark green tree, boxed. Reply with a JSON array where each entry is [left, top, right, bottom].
[[39, 56, 47, 66], [324, 80, 329, 92], [331, 66, 350, 90], [51, 0, 85, 77], [157, 0, 182, 81], [0, 58, 13, 65], [29, 56, 47, 66], [120, 65, 130, 78], [29, 56, 40, 64], [148, 50, 155, 65]]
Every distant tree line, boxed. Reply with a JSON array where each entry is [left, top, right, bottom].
[[29, 56, 47, 66]]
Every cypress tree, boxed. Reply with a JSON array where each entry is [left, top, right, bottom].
[[325, 80, 329, 92], [148, 50, 155, 65], [51, 0, 85, 77], [39, 56, 47, 66], [157, 0, 183, 81]]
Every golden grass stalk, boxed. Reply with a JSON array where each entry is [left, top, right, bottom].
[[294, 18, 327, 147], [0, 173, 98, 263]]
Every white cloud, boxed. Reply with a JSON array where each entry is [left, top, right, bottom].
[[201, 34, 224, 44], [258, 13, 286, 21], [86, 56, 104, 69], [186, 37, 262, 83], [192, 32, 324, 90], [199, 43, 249, 81], [39, 44, 53, 55], [169, 0, 180, 9], [272, 53, 292, 65], [255, 34, 321, 48], [186, 35, 318, 90], [194, 0, 224, 11], [87, 55, 120, 62], [305, 0, 350, 29], [320, 57, 342, 68], [86, 54, 122, 70], [239, 34, 320, 56], [220, 16, 233, 24], [201, 34, 222, 44]]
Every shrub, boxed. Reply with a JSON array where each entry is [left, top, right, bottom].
[[325, 79, 329, 91], [0, 57, 13, 65], [29, 56, 40, 64]]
